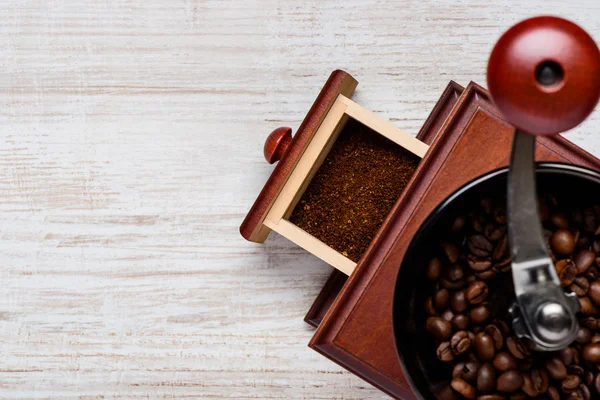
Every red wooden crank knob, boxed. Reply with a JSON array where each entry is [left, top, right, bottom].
[[264, 127, 292, 164], [487, 16, 600, 136]]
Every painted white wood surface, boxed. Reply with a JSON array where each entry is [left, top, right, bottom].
[[2, 1, 600, 399]]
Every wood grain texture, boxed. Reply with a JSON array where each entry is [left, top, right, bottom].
[[2, 1, 600, 399]]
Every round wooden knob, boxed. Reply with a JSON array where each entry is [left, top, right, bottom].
[[264, 127, 292, 164], [487, 16, 600, 136]]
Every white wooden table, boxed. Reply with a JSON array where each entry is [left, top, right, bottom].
[[2, 1, 600, 399]]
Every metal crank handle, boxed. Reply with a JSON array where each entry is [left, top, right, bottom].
[[508, 130, 579, 351]]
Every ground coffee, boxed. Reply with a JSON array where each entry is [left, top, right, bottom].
[[288, 118, 420, 262]]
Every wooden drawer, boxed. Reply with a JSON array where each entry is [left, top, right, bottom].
[[241, 70, 432, 275]]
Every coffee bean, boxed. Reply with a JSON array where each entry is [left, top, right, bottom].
[[470, 305, 490, 325], [453, 362, 466, 379], [477, 363, 496, 393], [584, 208, 596, 233], [451, 290, 468, 313], [475, 270, 497, 281], [575, 250, 596, 274], [577, 383, 591, 400], [497, 370, 524, 393], [582, 344, 600, 363], [441, 277, 467, 290], [445, 264, 464, 282], [425, 296, 437, 316], [491, 235, 508, 261], [578, 235, 591, 251], [427, 257, 442, 281], [572, 209, 584, 225], [585, 371, 594, 386], [472, 215, 485, 233], [507, 337, 530, 360], [509, 393, 526, 400], [531, 368, 549, 394], [452, 314, 470, 331], [581, 317, 599, 331], [462, 361, 480, 383], [451, 378, 476, 399], [592, 334, 600, 344], [477, 395, 505, 400], [494, 319, 510, 336], [435, 288, 450, 312], [568, 365, 584, 377], [571, 277, 590, 297], [576, 327, 593, 344], [480, 198, 492, 214], [437, 341, 454, 362], [493, 352, 518, 372], [562, 375, 582, 393], [522, 373, 538, 397], [466, 281, 489, 305], [546, 357, 568, 380], [574, 230, 581, 248], [579, 296, 598, 316], [484, 223, 505, 242], [469, 235, 494, 258], [451, 331, 472, 356], [493, 257, 512, 273], [519, 358, 533, 372], [594, 373, 600, 393], [493, 207, 506, 224], [552, 212, 570, 229], [442, 242, 460, 264], [467, 254, 493, 271], [585, 265, 599, 281], [556, 259, 577, 286], [483, 325, 503, 351], [453, 362, 481, 387], [442, 309, 455, 322], [551, 229, 576, 256], [426, 317, 452, 341], [589, 280, 600, 306], [594, 239, 600, 254], [451, 216, 466, 233], [561, 347, 577, 366], [474, 332, 495, 362], [547, 386, 561, 400], [567, 354, 581, 371]]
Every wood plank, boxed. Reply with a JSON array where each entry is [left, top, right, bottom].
[[4, 2, 600, 399]]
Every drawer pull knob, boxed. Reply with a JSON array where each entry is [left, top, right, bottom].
[[264, 127, 292, 164]]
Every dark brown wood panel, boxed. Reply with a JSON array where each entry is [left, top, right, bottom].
[[310, 82, 600, 399], [304, 81, 465, 328]]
